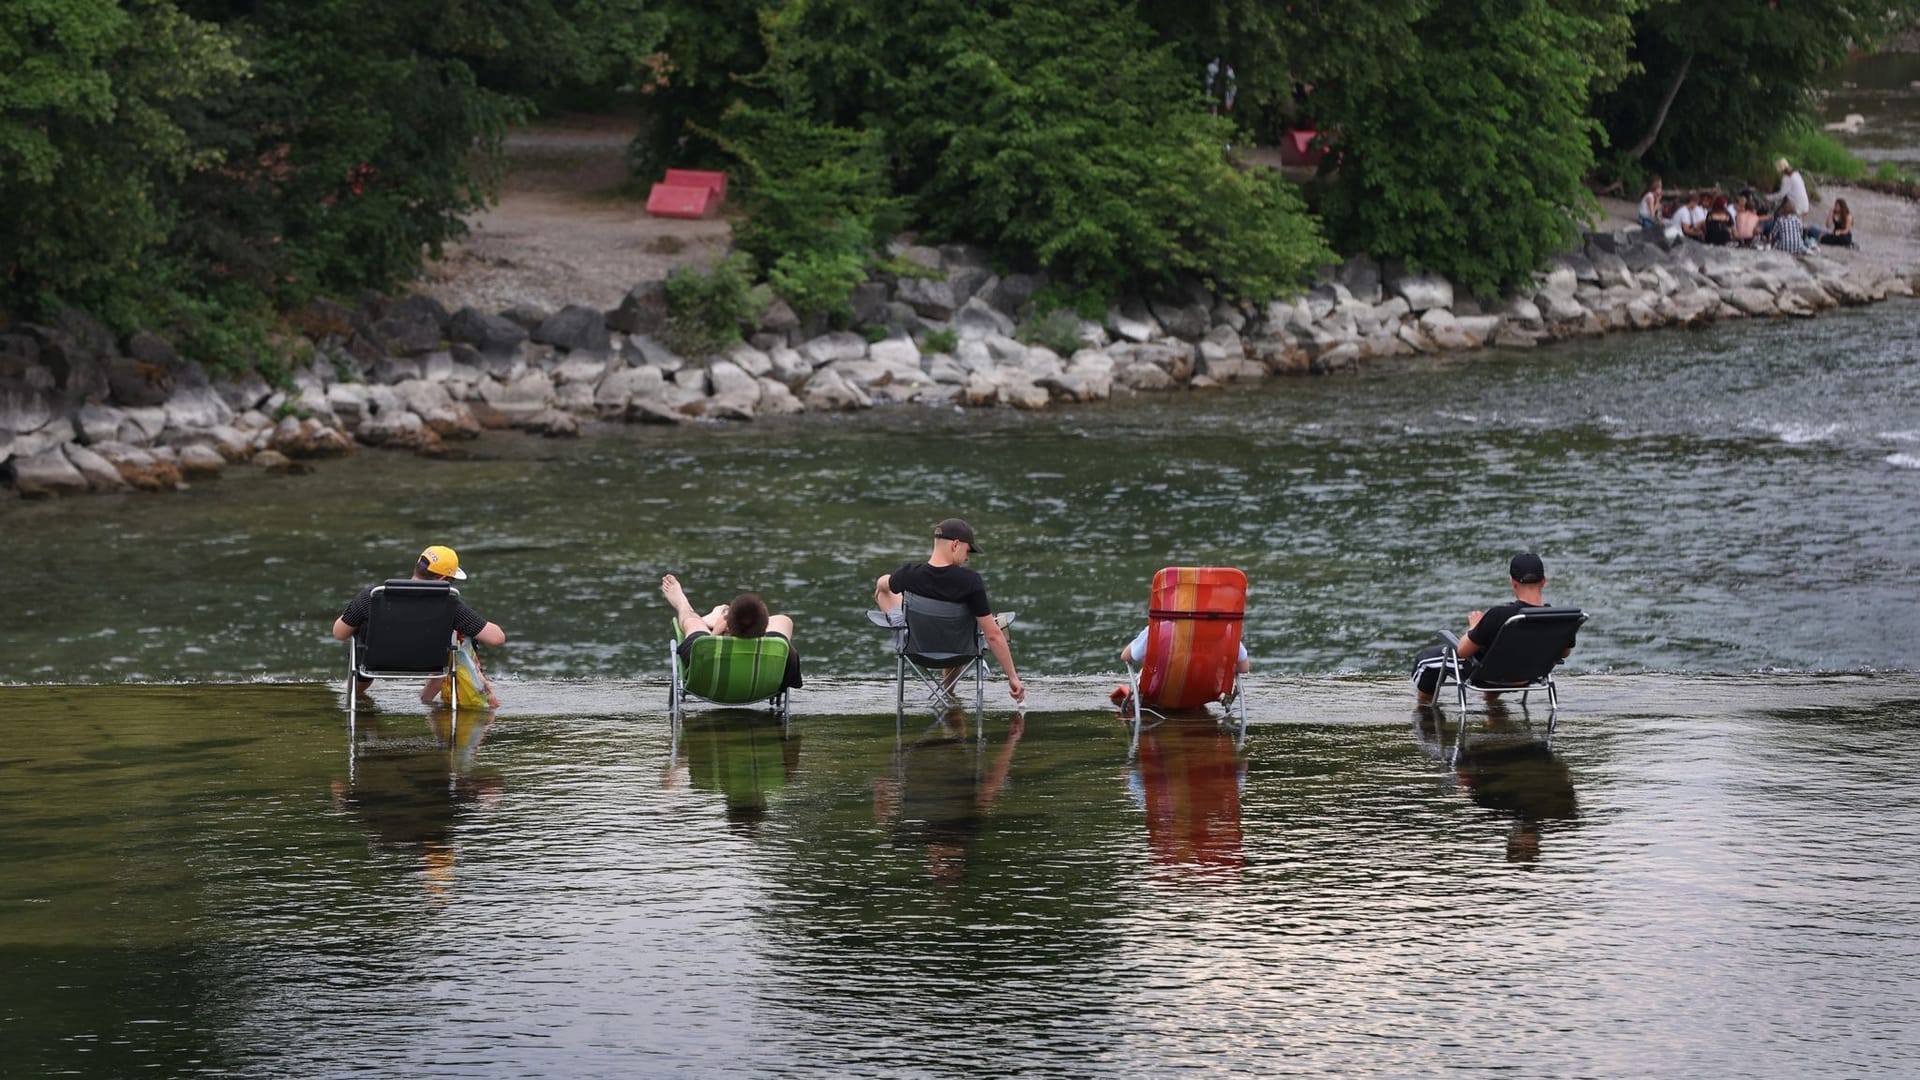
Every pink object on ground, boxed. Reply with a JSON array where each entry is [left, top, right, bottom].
[[1279, 129, 1324, 168], [663, 169, 727, 202], [646, 183, 715, 219]]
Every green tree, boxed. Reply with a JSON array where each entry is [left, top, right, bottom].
[[0, 0, 242, 323], [1311, 0, 1635, 296], [889, 0, 1329, 301], [1594, 0, 1916, 178]]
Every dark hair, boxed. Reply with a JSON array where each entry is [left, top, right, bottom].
[[727, 593, 770, 639]]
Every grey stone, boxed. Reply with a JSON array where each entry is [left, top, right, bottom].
[[594, 366, 667, 416], [926, 355, 970, 385], [868, 335, 921, 369], [449, 307, 530, 354], [800, 367, 872, 411], [896, 276, 960, 321], [372, 309, 444, 355], [1726, 288, 1777, 315], [214, 373, 274, 414], [1384, 265, 1455, 312], [10, 447, 89, 497], [955, 298, 1016, 341], [756, 377, 804, 416], [532, 305, 610, 354], [1107, 298, 1159, 343], [607, 281, 669, 335], [501, 304, 550, 331], [65, 442, 129, 491], [768, 347, 812, 386], [478, 369, 556, 421], [890, 243, 942, 272], [0, 380, 56, 436], [75, 402, 126, 444], [722, 342, 773, 379], [800, 331, 869, 366], [987, 273, 1046, 318], [1551, 253, 1598, 285], [554, 353, 612, 385], [848, 281, 892, 327], [1150, 295, 1212, 340], [164, 387, 234, 431], [756, 295, 801, 336], [1335, 255, 1384, 304], [626, 334, 679, 370], [106, 355, 173, 407], [176, 443, 227, 478]]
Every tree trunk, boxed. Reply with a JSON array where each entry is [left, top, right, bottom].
[[1627, 52, 1694, 161]]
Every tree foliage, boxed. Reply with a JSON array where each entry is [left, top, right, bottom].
[[884, 0, 1329, 301], [1592, 0, 1916, 180], [1309, 0, 1635, 296]]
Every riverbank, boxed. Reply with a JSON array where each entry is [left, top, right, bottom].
[[3, 220, 1916, 498], [5, 117, 1919, 498]]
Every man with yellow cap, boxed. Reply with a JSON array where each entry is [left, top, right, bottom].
[[332, 545, 508, 704]]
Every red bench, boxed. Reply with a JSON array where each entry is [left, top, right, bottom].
[[646, 169, 728, 219]]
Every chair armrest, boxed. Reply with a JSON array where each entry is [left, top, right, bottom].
[[865, 609, 894, 629], [1435, 628, 1461, 652]]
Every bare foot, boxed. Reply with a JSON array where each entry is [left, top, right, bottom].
[[661, 574, 687, 608]]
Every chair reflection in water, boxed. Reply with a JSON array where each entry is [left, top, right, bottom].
[[873, 710, 1026, 885], [1413, 702, 1578, 863], [666, 709, 799, 831], [1118, 567, 1250, 758], [334, 707, 502, 899], [1425, 606, 1587, 763], [1131, 722, 1246, 870]]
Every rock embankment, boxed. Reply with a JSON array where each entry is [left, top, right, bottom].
[[2, 228, 1915, 498]]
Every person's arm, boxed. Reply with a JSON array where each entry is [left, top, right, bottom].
[[474, 622, 506, 648], [331, 616, 356, 641], [978, 615, 1025, 703], [873, 573, 895, 609], [1455, 609, 1485, 659]]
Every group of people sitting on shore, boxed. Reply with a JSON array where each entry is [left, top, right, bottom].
[[1636, 158, 1855, 255]]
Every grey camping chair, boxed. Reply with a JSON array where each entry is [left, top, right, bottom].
[[866, 593, 1011, 727], [1431, 606, 1587, 762], [347, 579, 460, 727]]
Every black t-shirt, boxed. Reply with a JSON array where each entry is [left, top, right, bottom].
[[1467, 600, 1561, 651], [340, 584, 489, 640], [1703, 209, 1734, 245], [888, 562, 991, 618]]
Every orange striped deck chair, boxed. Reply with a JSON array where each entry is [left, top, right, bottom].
[[1122, 567, 1248, 757]]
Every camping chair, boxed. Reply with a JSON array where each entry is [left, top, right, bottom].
[[1121, 567, 1249, 759], [866, 593, 1007, 727], [347, 579, 460, 726], [668, 622, 793, 731], [1431, 606, 1587, 762]]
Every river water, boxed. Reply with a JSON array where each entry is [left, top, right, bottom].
[[6, 299, 1920, 1075]]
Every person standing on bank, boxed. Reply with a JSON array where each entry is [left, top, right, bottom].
[[1410, 553, 1572, 704], [333, 545, 507, 706], [873, 518, 1025, 704]]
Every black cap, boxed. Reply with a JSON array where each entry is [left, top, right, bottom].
[[1509, 552, 1545, 584], [934, 518, 982, 553]]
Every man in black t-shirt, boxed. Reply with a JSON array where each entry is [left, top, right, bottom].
[[1411, 552, 1571, 703], [873, 518, 1025, 704], [332, 544, 507, 704]]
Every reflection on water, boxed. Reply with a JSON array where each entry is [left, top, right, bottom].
[[6, 679, 1919, 1076], [667, 709, 800, 831], [334, 707, 502, 901], [1130, 721, 1246, 871], [1413, 701, 1579, 863]]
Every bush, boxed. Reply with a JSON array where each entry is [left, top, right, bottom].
[[1017, 308, 1083, 356], [767, 222, 869, 321], [921, 328, 958, 355], [1772, 125, 1866, 181], [890, 0, 1328, 302], [859, 323, 889, 344], [662, 254, 759, 357]]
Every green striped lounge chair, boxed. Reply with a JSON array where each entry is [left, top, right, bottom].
[[669, 621, 793, 728]]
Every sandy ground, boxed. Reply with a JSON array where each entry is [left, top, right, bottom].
[[418, 125, 1920, 316], [417, 117, 732, 314]]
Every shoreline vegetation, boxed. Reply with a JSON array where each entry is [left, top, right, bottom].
[[2, 220, 1914, 500], [7, 4, 1920, 498]]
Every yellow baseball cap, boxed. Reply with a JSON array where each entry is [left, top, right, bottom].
[[418, 544, 467, 580]]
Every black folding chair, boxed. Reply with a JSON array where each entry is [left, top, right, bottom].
[[347, 579, 460, 726], [867, 592, 1005, 727], [1432, 607, 1587, 762]]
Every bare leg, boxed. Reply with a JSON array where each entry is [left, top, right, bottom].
[[661, 575, 715, 637]]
